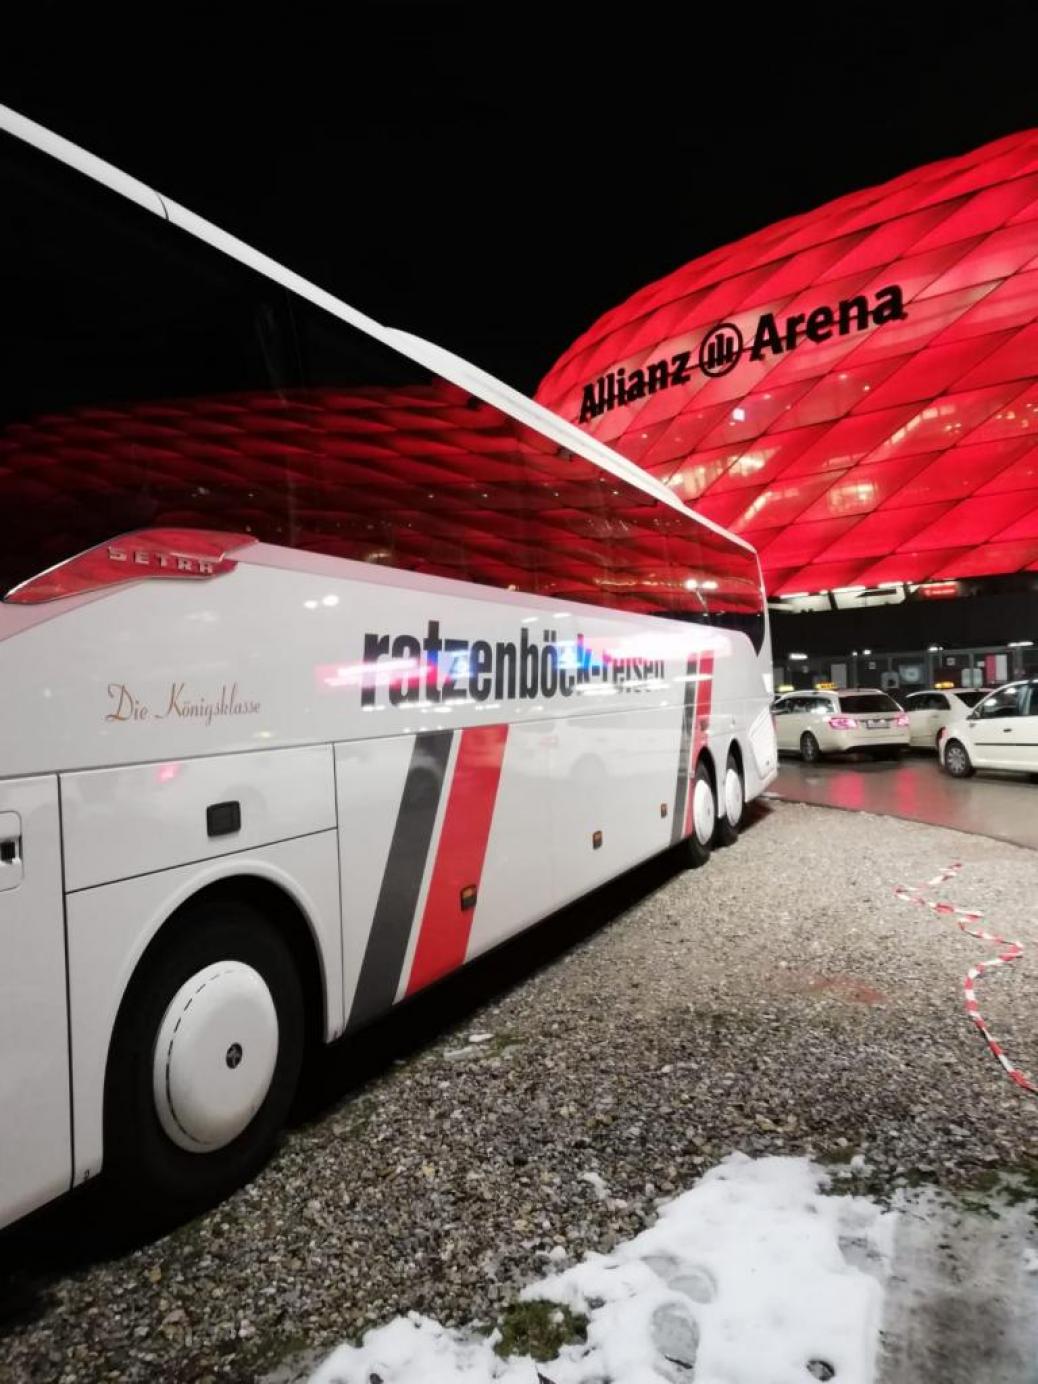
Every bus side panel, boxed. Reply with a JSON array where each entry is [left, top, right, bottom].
[[441, 717, 557, 967], [362, 720, 557, 1006], [460, 705, 679, 963], [0, 775, 71, 1230], [709, 629, 777, 800], [334, 733, 422, 1026], [60, 745, 337, 893], [546, 705, 683, 911], [65, 830, 342, 1184], [746, 707, 778, 796]]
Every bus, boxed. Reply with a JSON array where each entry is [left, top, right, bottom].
[[0, 103, 777, 1230]]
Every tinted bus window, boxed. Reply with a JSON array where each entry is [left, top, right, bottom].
[[1, 132, 763, 649]]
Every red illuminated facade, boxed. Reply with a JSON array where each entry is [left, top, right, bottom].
[[536, 130, 1038, 597], [1, 383, 762, 624]]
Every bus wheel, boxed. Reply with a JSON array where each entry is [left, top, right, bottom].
[[683, 759, 715, 869], [714, 752, 744, 847], [104, 896, 304, 1216]]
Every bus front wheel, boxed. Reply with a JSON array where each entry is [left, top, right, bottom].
[[104, 895, 304, 1218]]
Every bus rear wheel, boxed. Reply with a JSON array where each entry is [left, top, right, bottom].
[[104, 895, 304, 1218], [714, 751, 744, 847], [682, 758, 715, 869]]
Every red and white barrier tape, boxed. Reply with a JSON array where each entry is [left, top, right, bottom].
[[894, 861, 1036, 1095]]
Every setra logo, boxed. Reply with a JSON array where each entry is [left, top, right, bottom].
[[106, 542, 220, 575], [5, 528, 254, 605]]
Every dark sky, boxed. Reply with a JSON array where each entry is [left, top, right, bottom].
[[4, 4, 1036, 393]]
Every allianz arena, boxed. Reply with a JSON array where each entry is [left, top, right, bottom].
[[535, 130, 1038, 599]]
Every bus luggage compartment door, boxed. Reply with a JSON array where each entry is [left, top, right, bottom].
[[0, 775, 71, 1230]]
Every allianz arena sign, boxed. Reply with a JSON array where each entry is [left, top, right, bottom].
[[540, 127, 1038, 597], [578, 285, 907, 423]]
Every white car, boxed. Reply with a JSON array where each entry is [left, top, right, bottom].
[[903, 687, 992, 750], [939, 679, 1038, 778], [772, 689, 910, 762]]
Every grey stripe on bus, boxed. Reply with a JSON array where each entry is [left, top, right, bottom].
[[671, 655, 698, 845], [347, 729, 454, 1029]]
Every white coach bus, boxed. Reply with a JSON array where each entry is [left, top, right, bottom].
[[0, 104, 777, 1229]]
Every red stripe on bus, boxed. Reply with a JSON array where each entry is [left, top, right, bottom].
[[683, 650, 715, 837], [405, 722, 509, 995]]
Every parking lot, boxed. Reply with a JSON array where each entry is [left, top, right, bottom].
[[772, 751, 1038, 851], [3, 799, 1038, 1383]]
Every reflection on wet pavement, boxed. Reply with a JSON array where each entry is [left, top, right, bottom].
[[770, 753, 1038, 851]]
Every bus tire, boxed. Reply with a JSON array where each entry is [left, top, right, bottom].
[[714, 750, 744, 847], [682, 758, 715, 869], [104, 895, 304, 1218]]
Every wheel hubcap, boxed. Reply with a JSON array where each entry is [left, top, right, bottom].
[[693, 777, 715, 844], [153, 961, 279, 1153], [724, 767, 743, 826], [948, 745, 966, 774]]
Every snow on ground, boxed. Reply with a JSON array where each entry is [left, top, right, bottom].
[[309, 1154, 894, 1384]]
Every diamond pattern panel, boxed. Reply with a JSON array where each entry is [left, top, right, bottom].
[[0, 384, 764, 619]]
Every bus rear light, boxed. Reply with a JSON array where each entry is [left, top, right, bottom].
[[828, 715, 858, 729], [4, 529, 255, 604]]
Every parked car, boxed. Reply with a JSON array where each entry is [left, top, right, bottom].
[[772, 689, 910, 762], [939, 679, 1038, 778], [904, 688, 992, 750]]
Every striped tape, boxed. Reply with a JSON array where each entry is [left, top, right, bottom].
[[894, 861, 1036, 1095]]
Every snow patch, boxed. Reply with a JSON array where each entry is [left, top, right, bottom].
[[309, 1154, 893, 1384], [577, 1170, 609, 1201]]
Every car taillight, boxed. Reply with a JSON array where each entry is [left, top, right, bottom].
[[828, 716, 858, 729], [895, 714, 909, 727]]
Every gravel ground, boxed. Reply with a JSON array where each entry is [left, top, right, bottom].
[[3, 799, 1038, 1382]]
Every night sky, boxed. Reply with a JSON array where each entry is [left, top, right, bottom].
[[3, 4, 1035, 394]]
